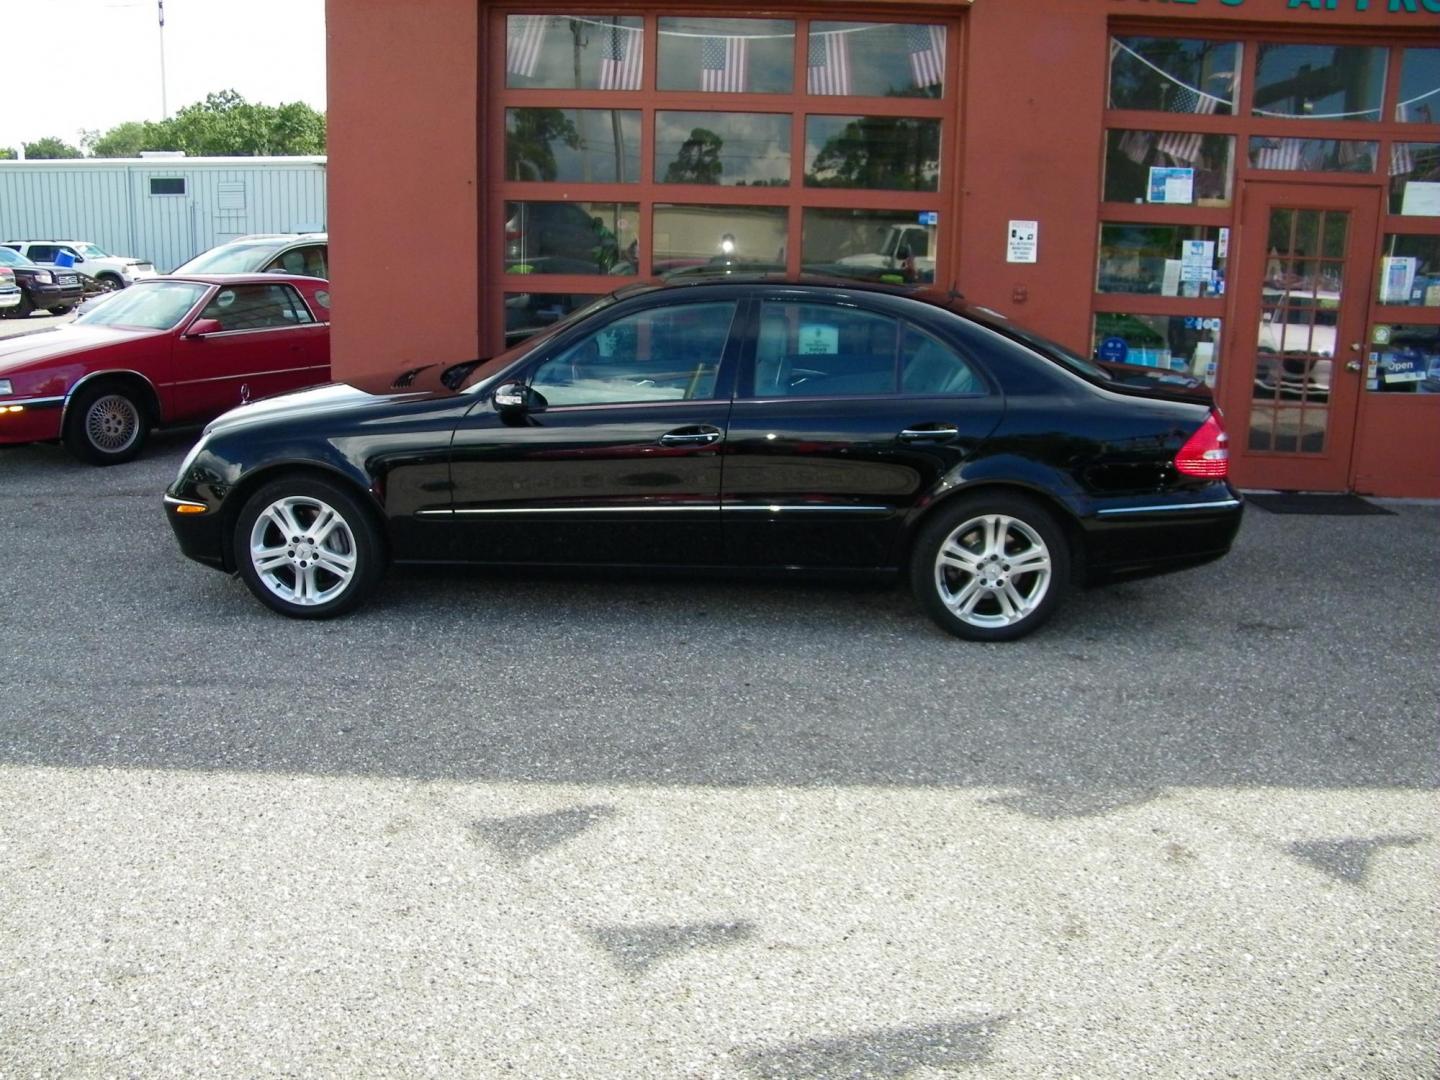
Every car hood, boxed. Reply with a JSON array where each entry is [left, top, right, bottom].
[[203, 371, 468, 435], [0, 324, 159, 373]]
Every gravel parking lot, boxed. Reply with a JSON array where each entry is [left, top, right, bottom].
[[0, 428, 1436, 1078]]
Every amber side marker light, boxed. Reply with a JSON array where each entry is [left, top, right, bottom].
[[173, 503, 208, 514], [2, 405, 24, 414]]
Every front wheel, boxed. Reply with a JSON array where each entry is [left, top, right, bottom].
[[47, 306, 74, 316], [235, 477, 385, 618], [910, 493, 1071, 642], [63, 381, 150, 465], [96, 275, 123, 293]]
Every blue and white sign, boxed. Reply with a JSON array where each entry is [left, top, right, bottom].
[[1098, 336, 1130, 364], [1147, 166, 1195, 205], [918, 211, 939, 226]]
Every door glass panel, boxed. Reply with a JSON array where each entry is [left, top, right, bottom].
[[505, 109, 641, 183], [657, 19, 794, 94], [1250, 208, 1346, 454], [1388, 143, 1440, 215], [1396, 48, 1440, 123], [1377, 236, 1440, 307], [808, 22, 947, 99], [1246, 137, 1377, 173], [506, 16, 644, 90], [1108, 37, 1239, 115], [529, 301, 736, 405], [504, 201, 638, 275], [1253, 44, 1386, 122], [1103, 130, 1234, 206], [655, 112, 791, 186], [652, 204, 787, 276], [1367, 325, 1440, 394], [804, 116, 941, 191], [802, 208, 937, 283], [754, 302, 898, 397]]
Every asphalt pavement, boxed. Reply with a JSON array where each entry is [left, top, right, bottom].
[[0, 427, 1436, 1078]]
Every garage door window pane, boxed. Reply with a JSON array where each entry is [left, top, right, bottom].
[[1247, 138, 1377, 173], [653, 205, 787, 276], [1390, 143, 1440, 215], [505, 109, 641, 183], [802, 208, 936, 284], [530, 302, 736, 405], [656, 113, 791, 186], [506, 16, 644, 90], [1377, 236, 1440, 306], [504, 202, 638, 275], [1108, 37, 1238, 115], [808, 23, 947, 99], [1254, 44, 1385, 122], [1104, 130, 1234, 206], [1397, 49, 1440, 123], [804, 116, 940, 191], [1098, 224, 1228, 297], [1092, 313, 1222, 386], [658, 19, 794, 95], [505, 292, 602, 346]]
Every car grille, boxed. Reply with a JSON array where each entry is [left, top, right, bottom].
[[58, 274, 79, 285]]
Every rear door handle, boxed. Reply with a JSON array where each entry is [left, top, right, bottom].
[[658, 426, 722, 447], [898, 425, 960, 442]]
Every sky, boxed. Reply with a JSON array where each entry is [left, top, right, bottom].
[[3, 0, 326, 152]]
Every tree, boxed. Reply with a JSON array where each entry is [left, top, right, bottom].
[[663, 128, 724, 185], [0, 148, 16, 160], [87, 121, 175, 158], [22, 137, 84, 160], [806, 118, 938, 191], [86, 91, 327, 158], [505, 109, 579, 181]]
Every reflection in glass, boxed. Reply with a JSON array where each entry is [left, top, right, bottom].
[[504, 292, 601, 346], [756, 302, 899, 397], [505, 110, 641, 183], [1104, 131, 1234, 205], [1367, 325, 1440, 395], [1091, 313, 1222, 385], [1108, 37, 1239, 115], [1377, 235, 1440, 307], [1389, 143, 1440, 215], [805, 116, 940, 191], [1097, 224, 1227, 297], [1253, 43, 1385, 121], [653, 204, 787, 276], [1397, 49, 1440, 123], [504, 202, 639, 275], [655, 113, 790, 186], [807, 23, 947, 98], [506, 16, 644, 90], [657, 19, 794, 94], [1246, 137, 1377, 173], [802, 208, 936, 283]]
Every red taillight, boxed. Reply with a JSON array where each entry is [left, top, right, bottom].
[[1175, 411, 1229, 479]]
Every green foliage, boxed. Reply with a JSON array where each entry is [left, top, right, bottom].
[[505, 109, 580, 181], [0, 147, 16, 160], [806, 118, 938, 191], [86, 91, 326, 158], [22, 137, 84, 159], [663, 128, 724, 185]]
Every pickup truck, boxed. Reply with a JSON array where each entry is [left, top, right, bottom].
[[0, 245, 85, 317], [836, 223, 937, 283]]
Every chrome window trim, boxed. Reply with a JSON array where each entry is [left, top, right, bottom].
[[1096, 498, 1241, 516], [172, 364, 325, 388], [417, 503, 892, 517], [0, 395, 64, 408]]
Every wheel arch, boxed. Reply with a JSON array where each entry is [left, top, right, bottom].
[[62, 370, 163, 431], [218, 461, 389, 573], [900, 479, 1089, 584]]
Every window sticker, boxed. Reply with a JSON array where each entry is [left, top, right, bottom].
[[797, 323, 839, 355], [1147, 166, 1194, 205], [215, 289, 236, 309]]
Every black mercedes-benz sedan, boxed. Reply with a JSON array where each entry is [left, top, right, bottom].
[[164, 278, 1242, 640]]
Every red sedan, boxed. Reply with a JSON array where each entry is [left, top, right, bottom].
[[0, 274, 330, 464]]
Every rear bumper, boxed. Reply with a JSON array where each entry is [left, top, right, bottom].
[[1082, 487, 1244, 585]]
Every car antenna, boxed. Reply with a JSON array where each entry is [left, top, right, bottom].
[[948, 279, 965, 302]]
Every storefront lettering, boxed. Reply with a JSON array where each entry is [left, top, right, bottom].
[[1111, 0, 1440, 13]]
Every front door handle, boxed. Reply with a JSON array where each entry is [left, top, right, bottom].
[[658, 426, 722, 447], [898, 425, 960, 442]]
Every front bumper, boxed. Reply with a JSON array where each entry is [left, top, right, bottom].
[[27, 281, 85, 309], [0, 289, 20, 310], [165, 488, 229, 570], [0, 396, 64, 445]]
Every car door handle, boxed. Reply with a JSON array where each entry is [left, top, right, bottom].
[[658, 426, 722, 447], [898, 426, 960, 442]]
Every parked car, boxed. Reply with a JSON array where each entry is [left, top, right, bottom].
[[172, 233, 328, 277], [0, 245, 85, 317], [0, 265, 20, 313], [164, 277, 1241, 639], [0, 274, 330, 465], [2, 240, 157, 292]]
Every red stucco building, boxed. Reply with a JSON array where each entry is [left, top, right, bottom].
[[325, 0, 1440, 496]]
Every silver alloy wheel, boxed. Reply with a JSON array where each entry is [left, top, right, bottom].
[[933, 513, 1053, 629], [84, 394, 141, 454], [248, 495, 358, 607]]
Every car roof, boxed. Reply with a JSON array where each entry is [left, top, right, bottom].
[[137, 273, 328, 286], [628, 272, 966, 310]]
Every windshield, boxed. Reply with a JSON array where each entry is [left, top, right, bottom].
[[0, 247, 35, 268], [173, 242, 278, 274], [458, 294, 620, 391], [74, 243, 111, 258], [76, 280, 208, 330]]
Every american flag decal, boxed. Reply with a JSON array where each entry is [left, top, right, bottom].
[[701, 35, 748, 93], [906, 24, 945, 91], [599, 22, 643, 91], [807, 31, 851, 96]]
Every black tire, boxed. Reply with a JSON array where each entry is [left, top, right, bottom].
[[235, 476, 385, 619], [63, 380, 150, 465], [13, 292, 33, 318], [910, 492, 1071, 642], [47, 306, 74, 316], [96, 274, 123, 292]]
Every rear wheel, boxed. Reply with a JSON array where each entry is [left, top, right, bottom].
[[910, 493, 1070, 642], [96, 274, 123, 292], [13, 292, 33, 318], [63, 381, 150, 465], [235, 476, 385, 619]]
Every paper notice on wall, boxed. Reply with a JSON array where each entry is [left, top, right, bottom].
[[1400, 181, 1440, 217], [1217, 227, 1229, 260], [1007, 220, 1038, 263], [1180, 240, 1215, 284], [1381, 257, 1417, 304], [1162, 259, 1182, 298], [1147, 167, 1194, 205]]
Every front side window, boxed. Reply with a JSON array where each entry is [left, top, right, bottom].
[[199, 284, 314, 331], [76, 281, 208, 330], [529, 301, 735, 405]]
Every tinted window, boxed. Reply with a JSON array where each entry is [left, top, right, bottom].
[[265, 245, 328, 278], [901, 325, 983, 394], [149, 178, 186, 195], [530, 301, 735, 405], [199, 284, 314, 331], [27, 245, 58, 262], [754, 302, 899, 396]]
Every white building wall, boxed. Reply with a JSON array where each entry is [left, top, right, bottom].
[[0, 157, 327, 272]]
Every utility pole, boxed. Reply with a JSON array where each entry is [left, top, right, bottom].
[[158, 0, 169, 119]]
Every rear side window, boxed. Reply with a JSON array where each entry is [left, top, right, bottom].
[[530, 301, 735, 406]]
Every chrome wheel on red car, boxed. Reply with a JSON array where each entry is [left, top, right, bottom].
[[63, 381, 149, 465]]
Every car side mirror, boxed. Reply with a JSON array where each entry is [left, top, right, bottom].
[[186, 318, 223, 338], [493, 380, 541, 414]]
